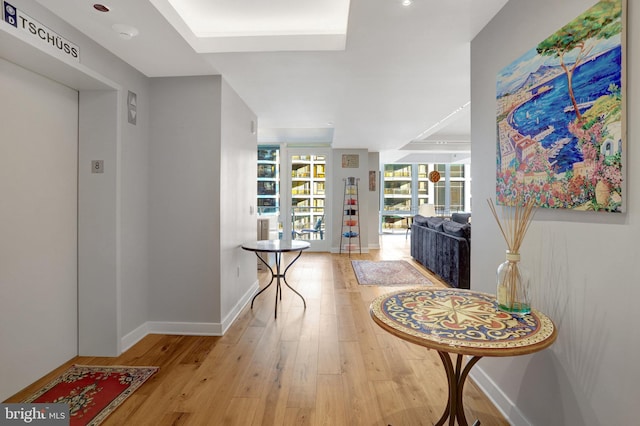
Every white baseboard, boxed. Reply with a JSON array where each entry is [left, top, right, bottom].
[[330, 246, 370, 253], [119, 281, 259, 353], [470, 366, 530, 426], [146, 320, 223, 336], [220, 281, 259, 334], [120, 322, 150, 353]]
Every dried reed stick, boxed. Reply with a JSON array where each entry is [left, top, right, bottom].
[[487, 197, 536, 253], [487, 197, 536, 310]]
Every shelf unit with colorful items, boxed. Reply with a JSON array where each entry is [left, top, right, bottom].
[[340, 177, 361, 255]]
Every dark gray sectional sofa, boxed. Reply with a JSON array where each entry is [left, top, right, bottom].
[[410, 213, 471, 289]]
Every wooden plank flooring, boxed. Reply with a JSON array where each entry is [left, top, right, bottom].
[[5, 234, 509, 425]]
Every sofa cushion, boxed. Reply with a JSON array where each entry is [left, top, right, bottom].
[[451, 212, 471, 224], [442, 220, 470, 239], [413, 214, 429, 226], [425, 216, 445, 231]]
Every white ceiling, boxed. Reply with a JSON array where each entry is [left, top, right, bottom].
[[35, 0, 508, 156]]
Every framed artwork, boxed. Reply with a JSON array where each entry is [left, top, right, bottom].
[[342, 154, 359, 168], [496, 0, 624, 212]]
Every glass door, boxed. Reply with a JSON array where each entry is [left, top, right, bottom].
[[284, 148, 330, 251]]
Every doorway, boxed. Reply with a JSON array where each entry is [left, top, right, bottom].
[[284, 148, 331, 251]]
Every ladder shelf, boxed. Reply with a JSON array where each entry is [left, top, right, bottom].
[[340, 177, 361, 255]]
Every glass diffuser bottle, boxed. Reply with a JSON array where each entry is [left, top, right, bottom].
[[496, 250, 530, 315]]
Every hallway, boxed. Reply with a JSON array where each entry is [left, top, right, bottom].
[[6, 234, 508, 425]]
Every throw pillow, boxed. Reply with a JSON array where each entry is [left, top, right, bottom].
[[413, 215, 429, 226], [451, 212, 471, 224], [426, 216, 445, 231], [442, 221, 470, 239]]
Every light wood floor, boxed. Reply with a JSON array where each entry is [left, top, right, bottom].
[[6, 234, 508, 425]]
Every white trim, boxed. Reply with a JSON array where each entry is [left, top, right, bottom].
[[119, 281, 259, 351], [221, 281, 259, 334], [115, 88, 123, 356], [330, 246, 370, 253], [147, 321, 223, 336], [470, 366, 531, 426], [120, 322, 150, 353]]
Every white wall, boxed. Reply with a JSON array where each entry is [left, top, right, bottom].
[[149, 76, 223, 326], [367, 152, 381, 249], [471, 1, 638, 424], [331, 149, 371, 252], [220, 78, 259, 327], [78, 90, 120, 356], [148, 76, 257, 331]]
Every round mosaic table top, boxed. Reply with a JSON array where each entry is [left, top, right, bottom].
[[370, 287, 557, 357]]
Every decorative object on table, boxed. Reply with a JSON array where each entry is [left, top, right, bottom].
[[488, 197, 536, 315], [351, 260, 433, 286], [496, 0, 624, 213], [23, 365, 158, 426], [340, 177, 361, 255]]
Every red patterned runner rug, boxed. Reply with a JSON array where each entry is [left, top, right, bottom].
[[23, 365, 158, 426]]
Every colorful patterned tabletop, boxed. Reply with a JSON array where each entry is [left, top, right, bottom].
[[370, 287, 557, 357]]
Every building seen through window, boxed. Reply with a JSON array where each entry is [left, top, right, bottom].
[[382, 163, 471, 232]]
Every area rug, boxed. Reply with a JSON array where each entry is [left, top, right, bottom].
[[351, 260, 433, 286], [23, 365, 158, 426]]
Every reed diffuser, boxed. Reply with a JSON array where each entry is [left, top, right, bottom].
[[487, 197, 536, 315]]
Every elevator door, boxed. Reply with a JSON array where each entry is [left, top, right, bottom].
[[0, 58, 79, 400]]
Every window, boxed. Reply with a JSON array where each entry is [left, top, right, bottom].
[[383, 164, 412, 213], [381, 163, 471, 230], [257, 146, 280, 215]]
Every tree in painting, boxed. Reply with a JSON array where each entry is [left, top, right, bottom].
[[536, 0, 622, 122]]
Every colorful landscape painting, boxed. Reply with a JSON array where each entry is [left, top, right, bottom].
[[496, 0, 624, 212]]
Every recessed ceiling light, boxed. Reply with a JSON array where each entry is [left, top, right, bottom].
[[402, 0, 413, 6], [112, 24, 139, 40], [93, 4, 110, 12]]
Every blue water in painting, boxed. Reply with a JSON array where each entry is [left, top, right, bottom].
[[510, 46, 621, 173]]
